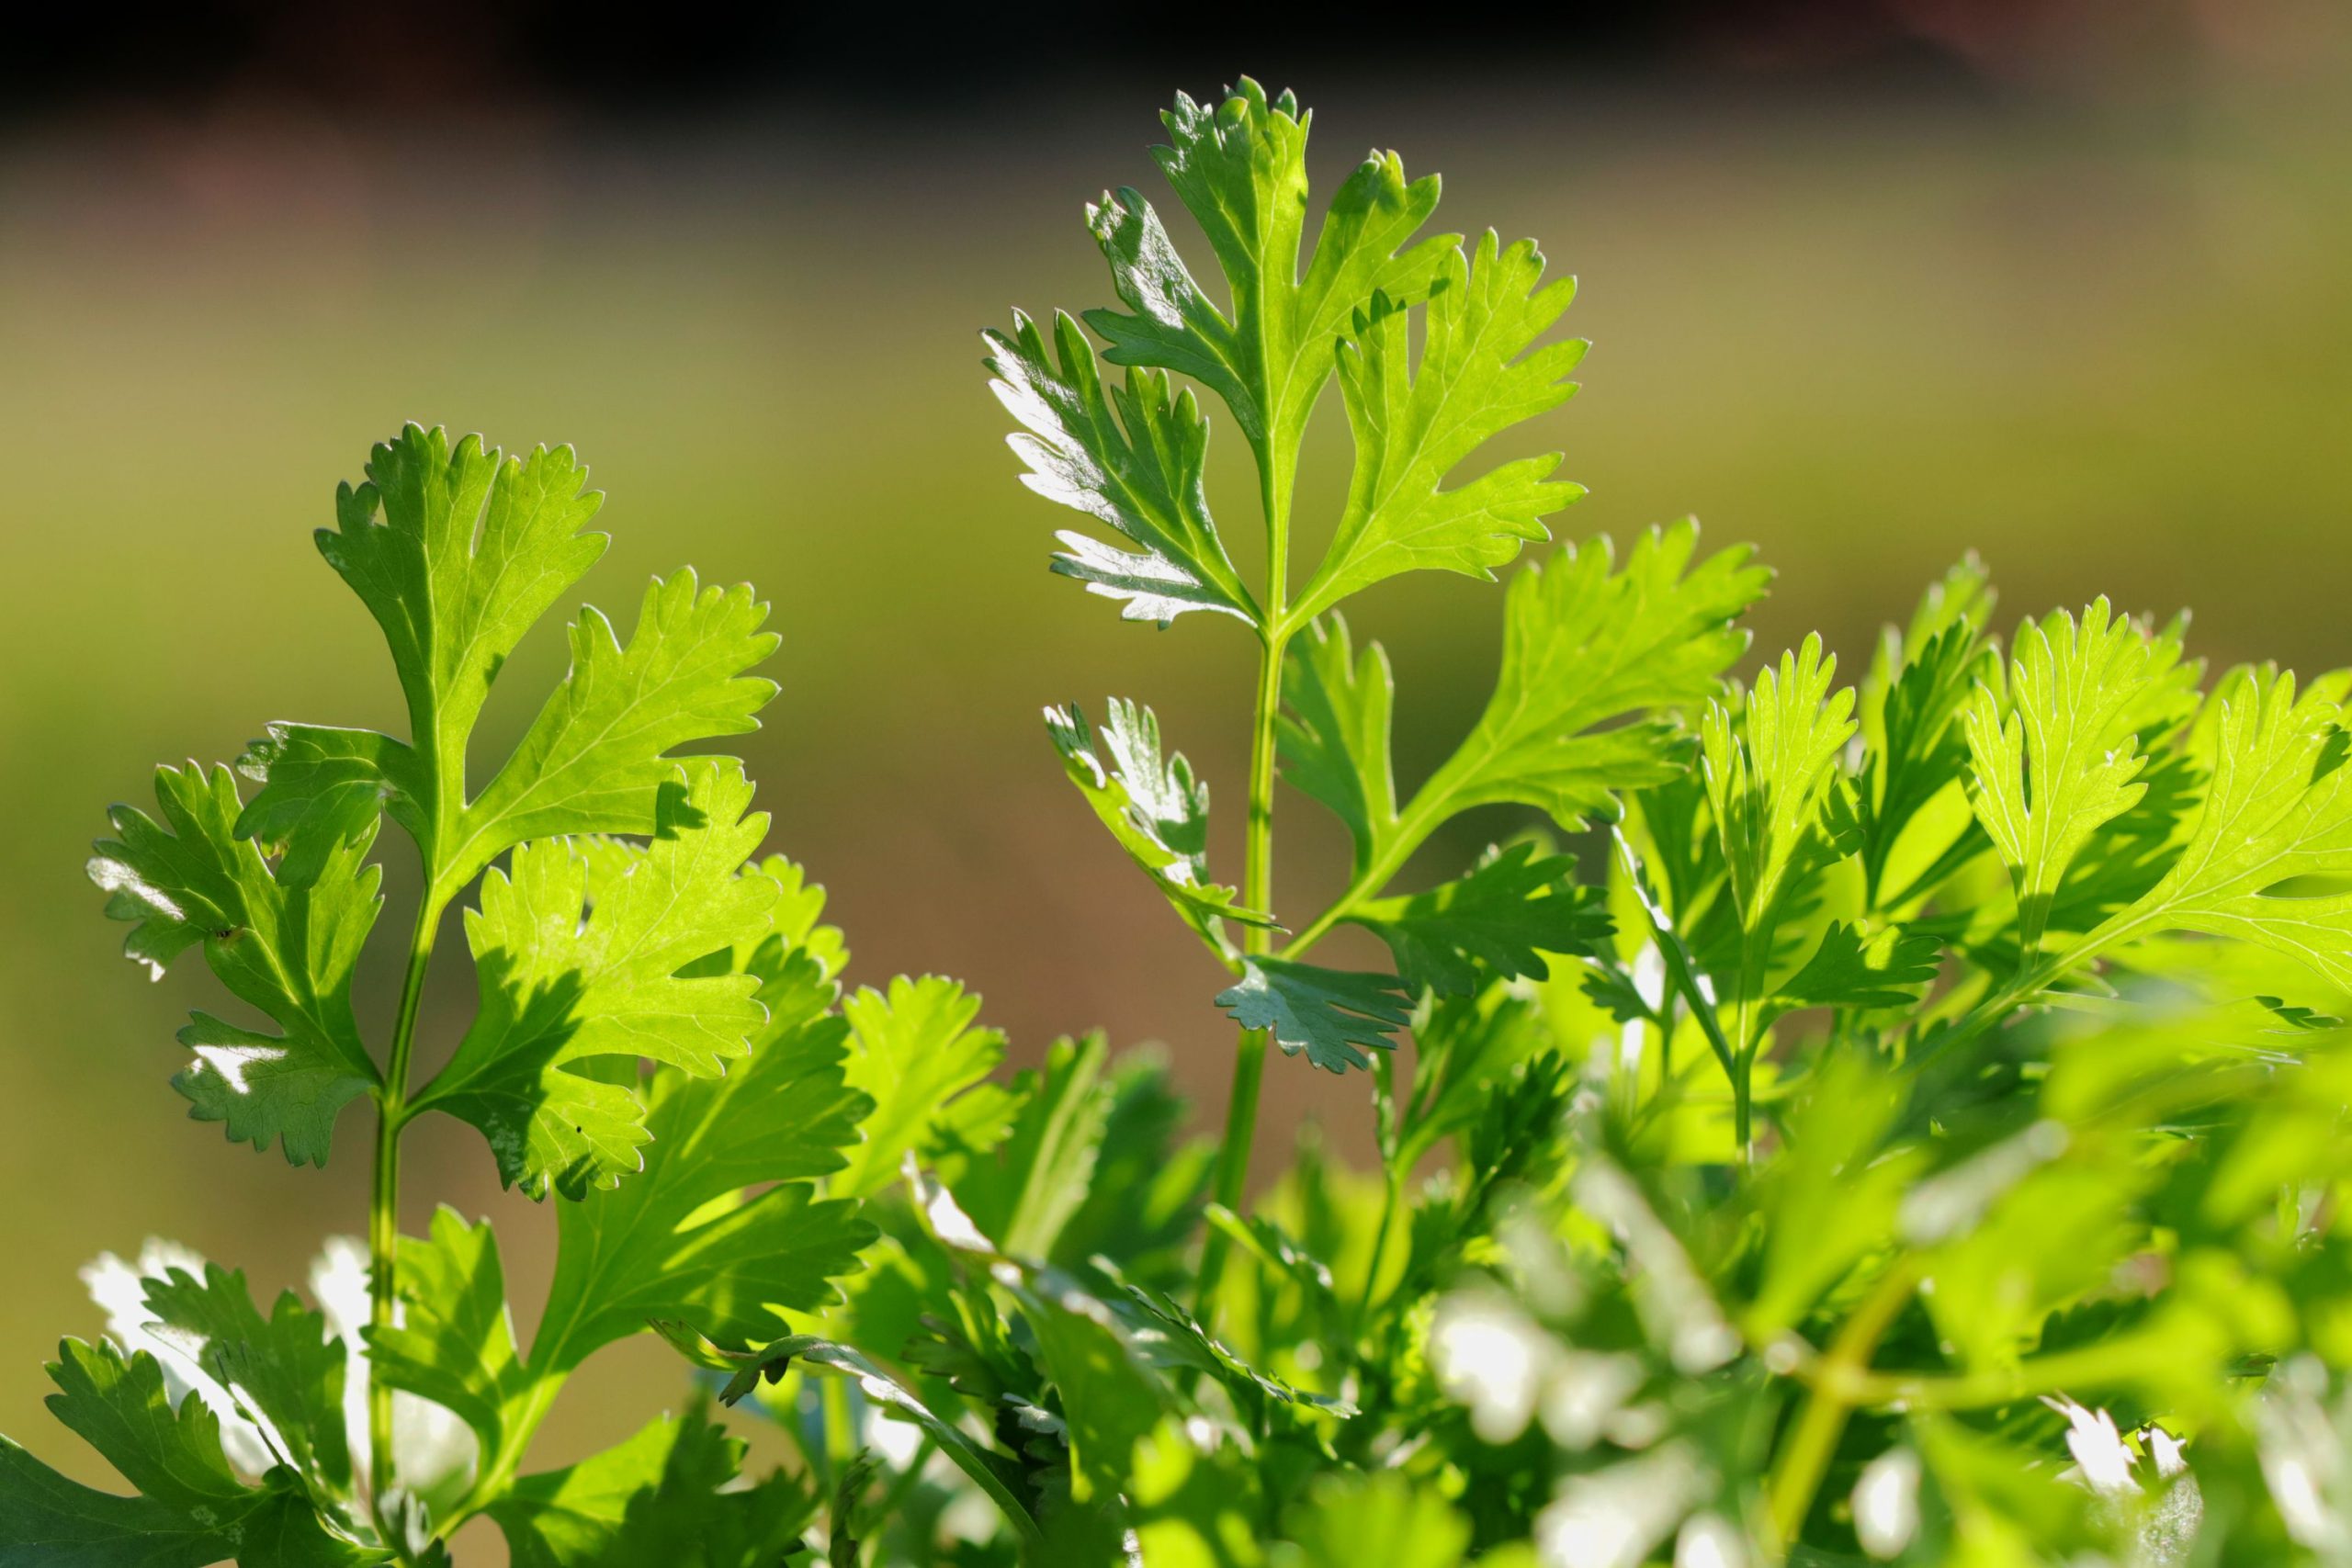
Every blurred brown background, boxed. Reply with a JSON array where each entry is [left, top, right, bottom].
[[3, 0, 2346, 1551]]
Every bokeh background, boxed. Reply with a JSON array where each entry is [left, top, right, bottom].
[[4, 1, 2346, 1554]]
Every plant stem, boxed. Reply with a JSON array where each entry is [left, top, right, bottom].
[[1766, 1258, 1919, 1548], [1196, 433, 1294, 1317], [1196, 626, 1288, 1314], [368, 891, 442, 1527]]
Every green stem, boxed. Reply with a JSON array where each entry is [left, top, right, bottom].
[[369, 891, 443, 1531], [1766, 1258, 1919, 1548], [1196, 626, 1288, 1315], [1197, 430, 1295, 1317]]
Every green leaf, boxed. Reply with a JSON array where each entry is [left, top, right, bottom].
[[1083, 78, 1451, 458], [536, 949, 873, 1371], [1278, 614, 1397, 876], [1051, 1052, 1215, 1289], [88, 762, 382, 1166], [237, 426, 776, 900], [1214, 958, 1410, 1075], [1701, 633, 1859, 932], [242, 426, 605, 869], [365, 1208, 527, 1470], [952, 1033, 1114, 1261], [1771, 920, 1940, 1016], [1418, 524, 1769, 833], [650, 1325, 1046, 1553], [1279, 1470, 1472, 1568], [1046, 700, 1277, 954], [136, 1263, 353, 1494], [451, 570, 778, 883], [834, 975, 1013, 1200], [411, 760, 778, 1199], [1860, 607, 1997, 908], [1962, 599, 2159, 959], [0, 1339, 387, 1568], [1351, 842, 1610, 998], [1103, 1269, 1355, 1422], [487, 1408, 808, 1568], [1001, 1274, 1170, 1505], [985, 310, 1257, 626], [1127, 1414, 1266, 1568], [1291, 231, 1585, 623], [2087, 664, 2352, 987]]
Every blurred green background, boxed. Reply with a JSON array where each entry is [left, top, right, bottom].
[[4, 4, 2347, 1554]]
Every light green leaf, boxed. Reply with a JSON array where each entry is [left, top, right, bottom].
[[1214, 958, 1410, 1075], [985, 310, 1256, 626], [366, 1209, 526, 1469], [1351, 842, 1610, 998], [1858, 587, 1998, 908], [450, 570, 777, 884], [1278, 614, 1397, 876], [537, 952, 873, 1369], [1128, 1414, 1265, 1568], [1962, 599, 2158, 959], [1291, 231, 1584, 622], [1279, 1470, 1472, 1568], [2087, 664, 2352, 986], [1046, 700, 1276, 954], [952, 1032, 1114, 1261], [0, 1339, 388, 1568], [242, 426, 606, 872], [88, 763, 382, 1167], [1702, 633, 1858, 931], [1418, 524, 1769, 833], [412, 760, 778, 1199], [487, 1409, 812, 1568], [835, 975, 1012, 1200], [1084, 78, 1451, 459]]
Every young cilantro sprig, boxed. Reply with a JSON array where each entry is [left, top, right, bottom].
[[47, 426, 884, 1564], [989, 79, 1766, 1306]]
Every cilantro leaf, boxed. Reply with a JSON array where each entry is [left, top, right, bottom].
[[1417, 524, 1769, 833], [1214, 958, 1410, 1074], [986, 310, 1257, 626], [1084, 78, 1452, 460], [247, 425, 606, 876], [1278, 614, 1398, 876], [952, 1032, 1114, 1261], [835, 975, 1012, 1200], [653, 1325, 1047, 1553], [2086, 665, 2352, 987], [1283, 1471, 1472, 1568], [1962, 599, 2159, 960], [88, 763, 383, 1167], [537, 952, 873, 1368], [136, 1263, 354, 1495], [1046, 700, 1275, 953], [489, 1408, 812, 1568], [1860, 611, 1997, 909], [365, 1209, 527, 1472], [411, 760, 778, 1199], [1351, 842, 1610, 997], [1702, 634, 1858, 932], [238, 425, 777, 904], [0, 1339, 387, 1567], [1291, 233, 1585, 622], [1770, 920, 1941, 1017], [450, 570, 777, 884]]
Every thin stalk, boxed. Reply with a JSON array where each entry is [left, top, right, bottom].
[[368, 891, 443, 1529], [1354, 1162, 1403, 1333], [1196, 628, 1287, 1313], [1766, 1258, 1920, 1547], [1196, 438, 1294, 1316]]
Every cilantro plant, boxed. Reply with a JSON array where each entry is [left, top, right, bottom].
[[11, 76, 2352, 1568]]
